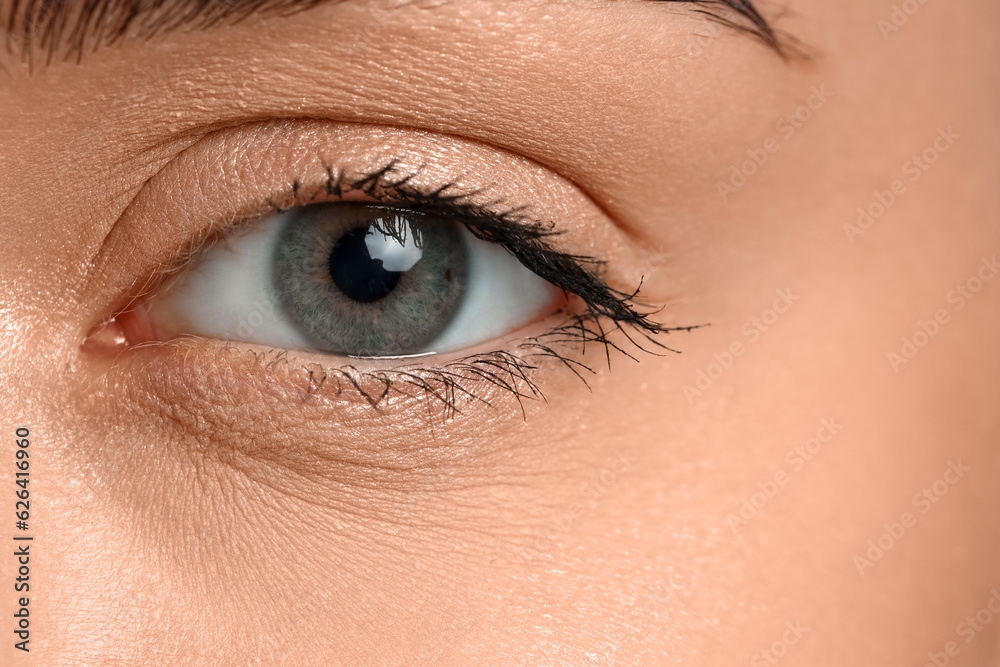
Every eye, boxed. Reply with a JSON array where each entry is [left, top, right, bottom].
[[142, 202, 563, 358], [81, 137, 682, 416]]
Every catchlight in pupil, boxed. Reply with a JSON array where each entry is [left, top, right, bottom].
[[273, 204, 470, 357], [328, 226, 421, 303]]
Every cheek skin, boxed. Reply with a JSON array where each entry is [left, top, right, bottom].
[[644, 1, 1000, 663], [51, 336, 656, 662]]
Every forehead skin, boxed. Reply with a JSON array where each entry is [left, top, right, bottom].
[[1, 0, 998, 665]]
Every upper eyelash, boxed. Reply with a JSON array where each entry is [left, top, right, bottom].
[[280, 159, 671, 338]]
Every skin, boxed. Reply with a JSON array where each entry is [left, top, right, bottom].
[[1, 0, 998, 664]]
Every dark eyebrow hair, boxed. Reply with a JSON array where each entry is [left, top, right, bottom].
[[3, 0, 785, 66]]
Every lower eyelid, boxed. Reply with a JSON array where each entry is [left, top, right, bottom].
[[88, 315, 582, 426], [77, 297, 685, 472]]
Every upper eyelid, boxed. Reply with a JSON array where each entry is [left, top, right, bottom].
[[76, 119, 637, 337]]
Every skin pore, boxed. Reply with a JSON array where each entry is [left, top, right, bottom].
[[1, 0, 998, 664]]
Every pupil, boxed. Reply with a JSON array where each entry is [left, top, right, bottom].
[[328, 227, 403, 303]]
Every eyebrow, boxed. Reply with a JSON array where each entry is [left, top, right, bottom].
[[3, 0, 783, 66]]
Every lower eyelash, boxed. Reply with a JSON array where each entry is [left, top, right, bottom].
[[271, 308, 704, 421]]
